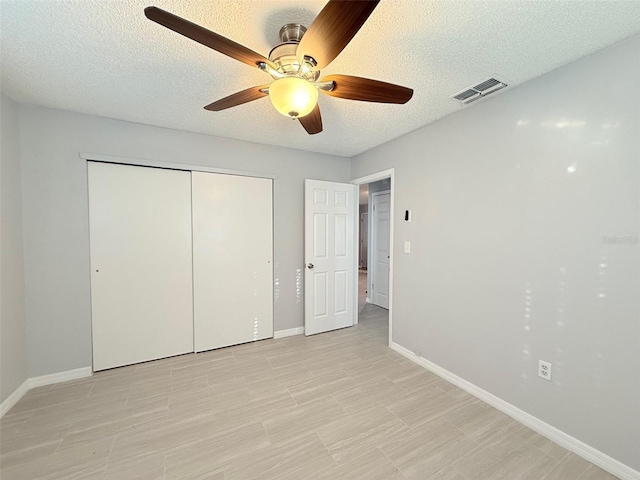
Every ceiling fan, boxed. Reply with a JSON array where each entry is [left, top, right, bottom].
[[144, 0, 413, 134]]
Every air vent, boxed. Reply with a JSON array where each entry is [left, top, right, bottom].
[[450, 75, 509, 105]]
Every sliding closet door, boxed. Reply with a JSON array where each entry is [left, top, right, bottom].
[[192, 172, 273, 352], [88, 162, 194, 371]]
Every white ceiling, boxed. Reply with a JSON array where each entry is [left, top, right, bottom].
[[2, 0, 639, 158]]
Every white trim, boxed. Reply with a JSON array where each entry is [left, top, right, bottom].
[[351, 169, 395, 347], [351, 169, 395, 186], [274, 327, 305, 339], [0, 380, 30, 418], [352, 184, 360, 325], [28, 367, 93, 389], [80, 153, 278, 179], [0, 367, 93, 418], [390, 342, 640, 480]]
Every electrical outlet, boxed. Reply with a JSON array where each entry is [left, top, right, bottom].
[[538, 360, 552, 381], [415, 348, 422, 357]]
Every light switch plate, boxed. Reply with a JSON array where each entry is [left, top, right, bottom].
[[404, 241, 411, 253]]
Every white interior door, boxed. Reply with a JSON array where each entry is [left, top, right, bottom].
[[372, 191, 390, 309], [88, 162, 194, 371], [304, 179, 357, 336], [192, 172, 273, 352]]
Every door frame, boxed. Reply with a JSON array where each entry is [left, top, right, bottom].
[[350, 169, 394, 347]]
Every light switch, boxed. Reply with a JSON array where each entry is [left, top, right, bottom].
[[404, 241, 411, 254]]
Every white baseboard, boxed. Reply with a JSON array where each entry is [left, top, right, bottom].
[[274, 327, 305, 339], [28, 367, 93, 389], [365, 297, 372, 304], [0, 379, 30, 418], [0, 367, 93, 419], [390, 342, 640, 480]]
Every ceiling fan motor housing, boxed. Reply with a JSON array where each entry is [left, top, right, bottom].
[[268, 24, 319, 81]]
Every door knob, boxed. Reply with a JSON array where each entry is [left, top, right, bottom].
[[307, 263, 314, 269]]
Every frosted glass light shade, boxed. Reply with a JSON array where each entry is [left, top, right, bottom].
[[269, 77, 318, 118]]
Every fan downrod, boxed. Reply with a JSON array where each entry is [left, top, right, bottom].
[[279, 23, 306, 43]]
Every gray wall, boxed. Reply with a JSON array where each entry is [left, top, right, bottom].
[[0, 93, 29, 402], [18, 106, 350, 377], [351, 36, 640, 470]]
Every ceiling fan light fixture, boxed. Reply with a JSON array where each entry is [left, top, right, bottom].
[[269, 77, 318, 118]]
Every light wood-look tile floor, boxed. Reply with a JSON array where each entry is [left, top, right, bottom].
[[0, 305, 618, 479]]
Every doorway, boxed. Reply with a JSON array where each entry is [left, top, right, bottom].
[[351, 169, 394, 346]]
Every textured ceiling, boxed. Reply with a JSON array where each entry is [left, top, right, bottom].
[[2, 0, 639, 157]]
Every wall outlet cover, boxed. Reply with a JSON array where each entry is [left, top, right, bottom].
[[538, 360, 552, 381]]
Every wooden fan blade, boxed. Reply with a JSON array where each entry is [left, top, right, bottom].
[[204, 85, 270, 111], [319, 75, 413, 104], [297, 0, 380, 70], [298, 104, 323, 134], [145, 7, 274, 70]]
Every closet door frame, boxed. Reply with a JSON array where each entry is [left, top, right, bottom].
[[83, 154, 277, 370], [81, 153, 278, 180]]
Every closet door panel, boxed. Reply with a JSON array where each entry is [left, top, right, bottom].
[[88, 162, 194, 371], [192, 172, 273, 351]]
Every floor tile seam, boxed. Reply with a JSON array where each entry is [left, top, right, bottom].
[[441, 406, 494, 431], [55, 429, 106, 456], [537, 451, 586, 480], [0, 438, 63, 463], [439, 415, 473, 437], [311, 430, 342, 471], [7, 397, 84, 416], [328, 393, 351, 420], [274, 437, 340, 480], [261, 425, 287, 447], [457, 443, 545, 480], [447, 421, 501, 472], [5, 418, 31, 438], [514, 427, 570, 459], [394, 370, 446, 392], [429, 464, 472, 480], [281, 389, 299, 409], [2, 423, 68, 445], [385, 403, 412, 431], [516, 436, 562, 467], [553, 450, 572, 465], [483, 449, 554, 479], [257, 419, 272, 447], [432, 446, 490, 480], [103, 436, 117, 469], [285, 377, 318, 405], [85, 380, 98, 399], [468, 412, 519, 437], [379, 446, 409, 479], [385, 391, 443, 421], [48, 379, 96, 391]]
